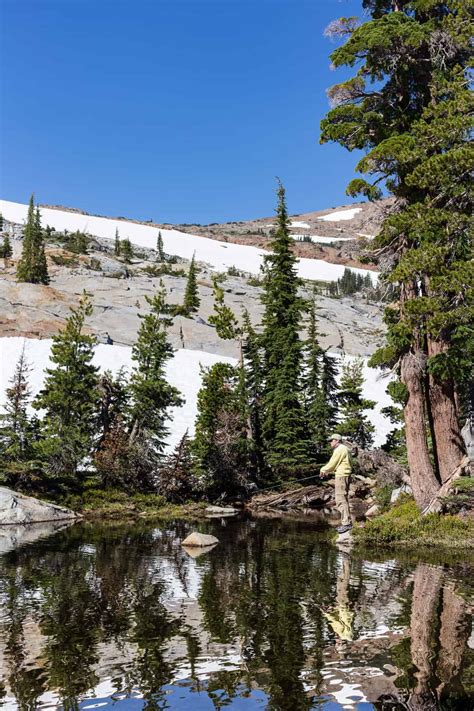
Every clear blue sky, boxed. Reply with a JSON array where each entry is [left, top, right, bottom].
[[1, 0, 366, 223]]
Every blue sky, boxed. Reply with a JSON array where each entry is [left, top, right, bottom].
[[1, 0, 366, 223]]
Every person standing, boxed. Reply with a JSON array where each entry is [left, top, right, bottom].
[[320, 433, 352, 533]]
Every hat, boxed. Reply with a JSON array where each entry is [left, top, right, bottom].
[[328, 433, 343, 442]]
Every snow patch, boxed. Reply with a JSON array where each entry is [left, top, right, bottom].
[[0, 338, 392, 448], [290, 220, 311, 229], [0, 200, 377, 283], [318, 207, 363, 222], [292, 234, 354, 244]]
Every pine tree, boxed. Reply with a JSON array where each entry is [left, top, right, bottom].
[[128, 281, 183, 456], [302, 295, 329, 458], [320, 1, 472, 507], [192, 362, 249, 498], [16, 195, 49, 284], [95, 368, 129, 448], [260, 181, 312, 475], [0, 346, 40, 488], [183, 253, 200, 314], [157, 231, 165, 261], [0, 212, 3, 231], [1, 235, 13, 260], [336, 358, 375, 449], [242, 309, 265, 478], [120, 238, 133, 263], [208, 276, 240, 339], [114, 228, 121, 257], [157, 431, 198, 502], [34, 294, 99, 480]]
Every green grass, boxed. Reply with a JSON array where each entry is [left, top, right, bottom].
[[354, 495, 474, 549]]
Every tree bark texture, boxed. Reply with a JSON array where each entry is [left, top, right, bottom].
[[401, 350, 440, 508], [427, 336, 466, 483]]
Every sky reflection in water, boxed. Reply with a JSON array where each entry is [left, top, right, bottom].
[[0, 517, 472, 710]]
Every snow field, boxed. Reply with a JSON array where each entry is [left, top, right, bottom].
[[0, 200, 378, 283], [0, 337, 393, 449], [292, 234, 354, 244], [318, 207, 363, 222]]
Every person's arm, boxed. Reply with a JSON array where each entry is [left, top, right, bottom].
[[321, 448, 343, 474]]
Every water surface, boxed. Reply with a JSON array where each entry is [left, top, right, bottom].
[[0, 516, 473, 710]]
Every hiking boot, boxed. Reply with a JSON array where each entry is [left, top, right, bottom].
[[337, 524, 353, 534]]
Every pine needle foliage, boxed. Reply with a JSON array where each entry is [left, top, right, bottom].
[[336, 358, 375, 449], [34, 293, 99, 480], [129, 282, 183, 456], [260, 181, 312, 475], [183, 252, 200, 314], [16, 195, 49, 284]]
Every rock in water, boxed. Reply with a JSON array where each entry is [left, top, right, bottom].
[[0, 487, 78, 526], [181, 532, 219, 547]]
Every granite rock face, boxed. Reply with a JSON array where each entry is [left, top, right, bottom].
[[0, 487, 78, 526]]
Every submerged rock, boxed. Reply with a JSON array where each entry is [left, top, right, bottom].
[[0, 487, 78, 526], [181, 532, 219, 547]]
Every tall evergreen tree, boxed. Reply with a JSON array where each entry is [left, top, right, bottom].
[[95, 368, 129, 448], [1, 235, 13, 260], [120, 238, 133, 263], [208, 276, 240, 339], [260, 181, 312, 475], [242, 309, 265, 478], [0, 346, 39, 488], [192, 362, 249, 498], [114, 228, 121, 257], [336, 358, 375, 449], [320, 1, 472, 507], [156, 231, 165, 261], [34, 294, 99, 480], [302, 295, 330, 458], [183, 253, 200, 314], [128, 281, 183, 456], [0, 212, 3, 231], [16, 195, 49, 284]]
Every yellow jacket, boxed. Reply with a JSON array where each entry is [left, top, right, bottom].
[[321, 444, 352, 477]]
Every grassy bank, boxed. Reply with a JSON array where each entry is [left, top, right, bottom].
[[60, 488, 209, 520], [354, 496, 474, 549]]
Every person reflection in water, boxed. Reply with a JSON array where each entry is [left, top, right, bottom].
[[322, 551, 354, 645]]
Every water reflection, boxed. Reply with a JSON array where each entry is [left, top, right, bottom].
[[0, 518, 472, 710]]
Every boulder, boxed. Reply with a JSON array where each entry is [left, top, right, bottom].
[[0, 521, 74, 554], [182, 544, 217, 558], [0, 487, 78, 526], [390, 483, 412, 504], [365, 503, 381, 519], [181, 531, 219, 547]]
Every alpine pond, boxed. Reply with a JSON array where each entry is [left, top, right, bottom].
[[0, 517, 473, 710]]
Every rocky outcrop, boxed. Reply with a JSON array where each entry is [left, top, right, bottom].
[[0, 487, 78, 525]]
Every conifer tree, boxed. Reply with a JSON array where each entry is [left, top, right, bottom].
[[95, 368, 129, 448], [1, 235, 12, 260], [320, 1, 472, 507], [336, 358, 375, 449], [302, 295, 330, 457], [0, 212, 3, 232], [120, 238, 133, 263], [128, 281, 183, 456], [192, 362, 249, 498], [157, 231, 165, 261], [0, 346, 39, 487], [34, 294, 99, 480], [157, 431, 198, 502], [260, 181, 311, 475], [242, 309, 265, 477], [16, 195, 49, 284], [183, 253, 200, 314], [114, 228, 121, 257], [208, 276, 240, 339]]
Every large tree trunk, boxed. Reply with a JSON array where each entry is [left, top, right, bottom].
[[401, 350, 441, 508], [427, 336, 466, 483]]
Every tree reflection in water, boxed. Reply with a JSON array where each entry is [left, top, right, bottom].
[[0, 518, 472, 710]]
